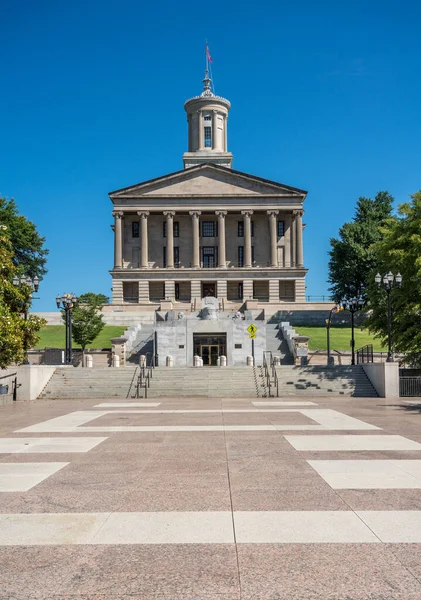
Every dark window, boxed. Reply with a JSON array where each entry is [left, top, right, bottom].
[[277, 220, 285, 237], [252, 246, 255, 263], [178, 344, 184, 349], [237, 221, 254, 236], [235, 343, 242, 349], [202, 246, 216, 268], [163, 221, 180, 238], [175, 283, 180, 300], [163, 246, 167, 268], [238, 282, 243, 298], [204, 115, 211, 121], [132, 222, 139, 238], [174, 246, 180, 267], [238, 246, 244, 267], [202, 221, 216, 237], [204, 126, 212, 148]]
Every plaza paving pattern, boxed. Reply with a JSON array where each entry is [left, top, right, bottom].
[[1, 396, 421, 598]]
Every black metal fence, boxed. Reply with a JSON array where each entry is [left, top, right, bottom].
[[400, 377, 421, 397], [356, 344, 374, 364]]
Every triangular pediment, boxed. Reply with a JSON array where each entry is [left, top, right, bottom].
[[109, 164, 306, 199]]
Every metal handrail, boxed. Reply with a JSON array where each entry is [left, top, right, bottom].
[[356, 344, 374, 364], [0, 372, 19, 401]]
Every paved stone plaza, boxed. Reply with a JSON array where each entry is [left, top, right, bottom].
[[1, 395, 421, 599]]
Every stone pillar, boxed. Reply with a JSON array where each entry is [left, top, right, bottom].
[[212, 110, 217, 149], [189, 211, 201, 268], [187, 114, 192, 151], [291, 213, 297, 267], [295, 210, 304, 267], [216, 210, 227, 268], [198, 111, 204, 149], [269, 279, 279, 303], [138, 280, 149, 303], [137, 211, 149, 268], [243, 279, 254, 300], [164, 211, 175, 268], [284, 214, 292, 268], [191, 280, 201, 304], [224, 116, 228, 152], [217, 279, 227, 299], [267, 210, 279, 267], [112, 211, 124, 268], [241, 210, 253, 268], [112, 279, 123, 304], [295, 278, 306, 302], [165, 280, 175, 300]]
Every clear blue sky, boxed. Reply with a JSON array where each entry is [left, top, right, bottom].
[[2, 0, 420, 311]]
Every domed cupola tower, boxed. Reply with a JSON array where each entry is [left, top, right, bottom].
[[183, 71, 232, 169]]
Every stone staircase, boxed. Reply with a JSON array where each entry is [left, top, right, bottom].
[[144, 367, 260, 398], [39, 367, 138, 399], [272, 365, 378, 397], [265, 322, 294, 364]]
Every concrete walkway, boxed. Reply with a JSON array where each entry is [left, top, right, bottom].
[[1, 395, 421, 598]]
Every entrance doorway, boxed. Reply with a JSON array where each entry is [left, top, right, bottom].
[[193, 334, 227, 366], [202, 282, 216, 297]]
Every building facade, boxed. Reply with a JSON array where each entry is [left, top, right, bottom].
[[109, 72, 307, 309]]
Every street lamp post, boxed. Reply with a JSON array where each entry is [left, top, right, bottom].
[[12, 275, 40, 364], [326, 305, 344, 366], [375, 271, 402, 362], [341, 296, 364, 366], [56, 294, 78, 365]]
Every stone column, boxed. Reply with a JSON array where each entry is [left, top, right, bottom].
[[224, 116, 228, 152], [165, 280, 175, 300], [217, 279, 227, 299], [295, 210, 304, 267], [191, 280, 201, 304], [243, 279, 254, 300], [241, 210, 253, 267], [138, 211, 149, 268], [198, 111, 204, 149], [164, 211, 175, 268], [138, 280, 149, 303], [284, 214, 291, 268], [269, 279, 279, 303], [215, 210, 227, 268], [291, 212, 297, 267], [212, 110, 217, 149], [187, 114, 192, 151], [112, 279, 123, 304], [189, 211, 201, 268], [267, 210, 279, 267], [112, 211, 124, 268]]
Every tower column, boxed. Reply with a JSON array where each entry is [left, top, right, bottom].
[[212, 110, 217, 150], [224, 116, 228, 151], [295, 210, 304, 267], [138, 211, 149, 268], [215, 211, 227, 268], [112, 211, 124, 269], [267, 210, 279, 267], [241, 210, 253, 268], [291, 212, 297, 267], [198, 111, 204, 149], [189, 211, 201, 268], [164, 211, 175, 268]]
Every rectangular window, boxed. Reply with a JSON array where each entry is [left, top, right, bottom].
[[204, 126, 212, 148], [202, 221, 216, 237], [238, 246, 244, 267], [277, 220, 285, 237], [163, 246, 167, 268], [163, 221, 179, 238], [202, 246, 216, 268], [237, 221, 254, 237], [175, 283, 180, 300], [132, 222, 139, 238], [174, 246, 180, 267], [204, 115, 211, 121], [252, 246, 255, 264]]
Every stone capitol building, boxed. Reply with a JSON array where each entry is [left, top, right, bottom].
[[109, 71, 307, 309]]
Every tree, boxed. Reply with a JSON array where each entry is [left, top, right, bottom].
[[0, 231, 46, 368], [63, 293, 106, 362], [0, 196, 48, 279], [328, 192, 394, 302], [365, 191, 421, 366]]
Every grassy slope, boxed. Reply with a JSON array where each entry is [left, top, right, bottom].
[[295, 325, 386, 352], [33, 326, 126, 349]]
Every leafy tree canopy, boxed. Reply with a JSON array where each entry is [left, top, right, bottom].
[[365, 190, 421, 366], [0, 232, 46, 368], [62, 293, 106, 352], [328, 191, 394, 302], [0, 196, 48, 279], [78, 292, 109, 309]]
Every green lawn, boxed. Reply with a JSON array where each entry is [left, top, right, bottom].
[[294, 325, 386, 352], [33, 326, 126, 349]]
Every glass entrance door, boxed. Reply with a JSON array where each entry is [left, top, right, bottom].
[[200, 344, 220, 366]]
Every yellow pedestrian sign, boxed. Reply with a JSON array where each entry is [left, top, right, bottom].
[[247, 324, 258, 338]]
